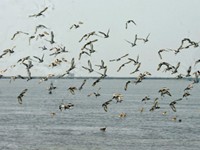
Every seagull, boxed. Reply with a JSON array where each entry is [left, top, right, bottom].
[[17, 89, 28, 104], [125, 20, 136, 29], [29, 7, 48, 17]]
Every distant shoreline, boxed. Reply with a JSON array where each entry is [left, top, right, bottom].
[[0, 76, 196, 81]]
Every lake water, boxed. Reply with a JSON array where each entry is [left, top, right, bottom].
[[0, 78, 200, 150]]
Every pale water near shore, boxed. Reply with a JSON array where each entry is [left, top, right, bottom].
[[0, 78, 200, 150]]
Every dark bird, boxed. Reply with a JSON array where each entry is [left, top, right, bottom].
[[109, 53, 129, 62], [100, 127, 107, 131], [78, 79, 87, 91], [81, 39, 98, 50], [78, 50, 90, 60], [98, 29, 110, 38], [194, 59, 200, 66], [112, 93, 123, 103], [128, 55, 140, 65], [149, 98, 160, 111], [82, 60, 94, 73], [88, 87, 101, 98], [157, 49, 172, 59], [186, 66, 192, 77], [141, 96, 151, 102], [117, 60, 132, 72], [125, 34, 137, 47], [69, 21, 83, 30], [95, 60, 107, 70], [169, 98, 182, 112], [158, 87, 171, 97], [48, 81, 56, 94], [171, 62, 180, 74], [102, 99, 112, 112], [29, 7, 48, 17], [124, 80, 131, 91], [59, 103, 74, 111], [130, 62, 141, 74], [33, 54, 44, 63], [68, 86, 77, 95], [182, 91, 191, 98], [11, 31, 29, 40], [17, 88, 28, 104], [34, 24, 48, 34], [137, 33, 150, 43], [125, 20, 136, 29]]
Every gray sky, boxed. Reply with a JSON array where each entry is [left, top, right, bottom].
[[0, 0, 200, 77]]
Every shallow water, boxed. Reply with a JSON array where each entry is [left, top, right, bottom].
[[0, 78, 200, 150]]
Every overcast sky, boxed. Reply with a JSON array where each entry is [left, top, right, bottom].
[[0, 0, 200, 77]]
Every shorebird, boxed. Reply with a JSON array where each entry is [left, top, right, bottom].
[[109, 53, 129, 62], [169, 98, 182, 112], [184, 83, 193, 91], [11, 31, 29, 40], [48, 81, 56, 94], [149, 98, 160, 111], [171, 62, 180, 74], [112, 93, 123, 103], [137, 33, 150, 43], [69, 21, 83, 30], [33, 54, 44, 63], [125, 34, 138, 47], [128, 55, 140, 65], [130, 62, 141, 74], [102, 99, 112, 112], [157, 49, 173, 59], [194, 59, 200, 66], [82, 60, 94, 73], [186, 66, 192, 77], [34, 24, 48, 34], [124, 80, 131, 91], [182, 91, 191, 98], [78, 50, 90, 60], [17, 89, 28, 104], [95, 60, 107, 70], [68, 86, 77, 95], [29, 7, 48, 17], [87, 87, 101, 98], [59, 103, 74, 111], [158, 87, 172, 97], [78, 79, 87, 91], [100, 127, 106, 131], [81, 39, 98, 50], [141, 96, 151, 103], [98, 29, 110, 38], [117, 60, 132, 72], [157, 62, 171, 71], [125, 20, 136, 29]]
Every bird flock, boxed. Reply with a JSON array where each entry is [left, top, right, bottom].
[[1, 6, 200, 131]]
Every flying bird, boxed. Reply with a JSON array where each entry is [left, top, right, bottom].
[[98, 29, 110, 38], [29, 7, 48, 17], [17, 89, 28, 104], [125, 20, 136, 29]]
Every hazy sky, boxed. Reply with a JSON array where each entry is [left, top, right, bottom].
[[0, 0, 200, 77]]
